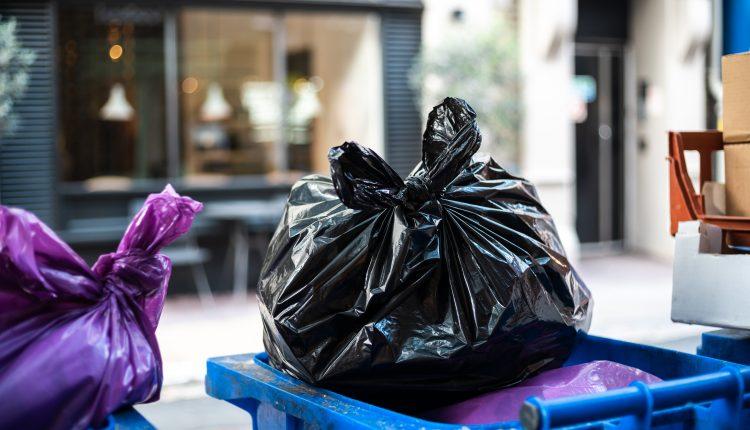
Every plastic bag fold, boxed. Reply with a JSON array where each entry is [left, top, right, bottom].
[[424, 360, 661, 424]]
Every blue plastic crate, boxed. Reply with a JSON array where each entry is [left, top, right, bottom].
[[205, 333, 750, 429], [94, 407, 156, 430], [698, 329, 750, 365]]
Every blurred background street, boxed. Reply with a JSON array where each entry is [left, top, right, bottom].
[[0, 0, 745, 427]]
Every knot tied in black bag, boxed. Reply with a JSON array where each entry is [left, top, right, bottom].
[[259, 97, 592, 411], [398, 176, 432, 210], [329, 97, 480, 214]]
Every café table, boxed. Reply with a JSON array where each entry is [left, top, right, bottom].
[[202, 198, 285, 300]]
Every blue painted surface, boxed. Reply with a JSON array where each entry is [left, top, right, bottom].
[[724, 0, 750, 54], [205, 333, 750, 429], [698, 329, 750, 365], [95, 407, 156, 430]]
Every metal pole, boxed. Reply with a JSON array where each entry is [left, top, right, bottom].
[[597, 48, 613, 243], [273, 12, 288, 172], [164, 10, 180, 180], [623, 45, 637, 249]]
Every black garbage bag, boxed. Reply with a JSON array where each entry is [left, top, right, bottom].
[[258, 97, 592, 411]]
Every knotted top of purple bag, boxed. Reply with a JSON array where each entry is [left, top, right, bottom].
[[0, 185, 202, 430]]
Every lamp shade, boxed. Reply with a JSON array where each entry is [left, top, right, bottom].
[[201, 82, 232, 122], [100, 83, 134, 121]]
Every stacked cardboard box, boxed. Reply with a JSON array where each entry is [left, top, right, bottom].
[[724, 52, 750, 216]]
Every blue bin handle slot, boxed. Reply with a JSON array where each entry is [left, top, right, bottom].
[[521, 367, 750, 430]]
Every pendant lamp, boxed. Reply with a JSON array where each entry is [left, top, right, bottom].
[[201, 82, 232, 122], [100, 83, 134, 121]]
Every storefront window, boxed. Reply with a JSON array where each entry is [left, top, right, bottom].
[[180, 9, 278, 177], [58, 5, 167, 182], [58, 6, 382, 183]]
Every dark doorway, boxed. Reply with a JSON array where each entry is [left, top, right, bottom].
[[574, 45, 625, 244], [574, 0, 628, 245]]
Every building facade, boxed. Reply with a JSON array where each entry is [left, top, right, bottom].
[[3, 0, 726, 266]]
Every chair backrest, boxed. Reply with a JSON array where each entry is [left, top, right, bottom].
[[668, 131, 750, 242], [667, 131, 723, 235]]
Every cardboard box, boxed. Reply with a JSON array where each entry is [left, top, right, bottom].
[[702, 181, 726, 215], [723, 52, 750, 216], [723, 52, 750, 143], [726, 143, 750, 216]]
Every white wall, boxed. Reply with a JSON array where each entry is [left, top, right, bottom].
[[422, 0, 502, 44], [629, 0, 710, 259], [519, 0, 580, 259]]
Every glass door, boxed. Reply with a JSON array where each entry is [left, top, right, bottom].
[[574, 44, 625, 245]]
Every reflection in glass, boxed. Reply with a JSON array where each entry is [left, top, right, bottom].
[[285, 13, 384, 173]]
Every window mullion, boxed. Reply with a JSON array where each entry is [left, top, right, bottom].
[[273, 12, 288, 173], [164, 8, 180, 180]]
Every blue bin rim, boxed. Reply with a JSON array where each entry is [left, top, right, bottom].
[[206, 333, 750, 429], [251, 352, 517, 427], [210, 353, 489, 428]]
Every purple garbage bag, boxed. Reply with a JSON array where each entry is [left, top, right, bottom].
[[423, 360, 662, 425], [0, 185, 202, 430]]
